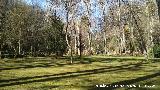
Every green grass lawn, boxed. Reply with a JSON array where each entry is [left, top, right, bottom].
[[0, 56, 160, 90]]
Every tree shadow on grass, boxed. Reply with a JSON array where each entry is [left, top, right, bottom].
[[0, 58, 90, 71], [0, 62, 146, 87], [0, 62, 58, 71], [86, 57, 160, 62], [82, 57, 142, 64], [0, 57, 120, 71], [33, 85, 59, 90], [1, 56, 157, 71], [88, 71, 160, 90]]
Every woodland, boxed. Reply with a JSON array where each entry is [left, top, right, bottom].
[[0, 0, 160, 90], [0, 0, 160, 60]]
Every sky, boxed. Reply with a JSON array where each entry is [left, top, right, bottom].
[[24, 0, 47, 9], [24, 0, 107, 32]]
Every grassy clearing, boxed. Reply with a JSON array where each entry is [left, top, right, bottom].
[[0, 56, 160, 90]]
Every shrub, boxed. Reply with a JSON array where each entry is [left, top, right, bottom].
[[153, 44, 160, 58]]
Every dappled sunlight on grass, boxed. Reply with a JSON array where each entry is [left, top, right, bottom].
[[0, 56, 160, 90]]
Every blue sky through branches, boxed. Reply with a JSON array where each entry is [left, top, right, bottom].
[[24, 0, 106, 32], [25, 0, 47, 9]]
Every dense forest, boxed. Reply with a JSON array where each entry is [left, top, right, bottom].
[[0, 0, 160, 61]]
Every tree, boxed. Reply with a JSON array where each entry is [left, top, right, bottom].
[[1, 0, 67, 58], [156, 0, 160, 19]]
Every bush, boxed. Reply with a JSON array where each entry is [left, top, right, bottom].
[[153, 44, 160, 58], [1, 51, 15, 59], [14, 54, 25, 58]]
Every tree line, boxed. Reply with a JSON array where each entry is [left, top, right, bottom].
[[0, 0, 160, 60], [0, 0, 67, 58]]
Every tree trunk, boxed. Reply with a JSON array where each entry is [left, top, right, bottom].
[[145, 1, 154, 60], [18, 28, 21, 55], [79, 27, 82, 59], [156, 0, 160, 19], [88, 32, 92, 55], [104, 31, 107, 54], [129, 2, 135, 55], [70, 29, 73, 63], [65, 10, 73, 62], [74, 34, 77, 55], [65, 9, 69, 52]]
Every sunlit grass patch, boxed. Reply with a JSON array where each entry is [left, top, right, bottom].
[[0, 57, 160, 90]]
